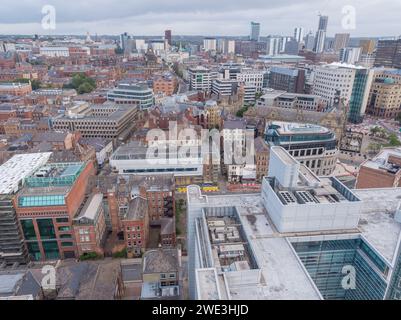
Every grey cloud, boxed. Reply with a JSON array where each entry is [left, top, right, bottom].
[[0, 0, 399, 36]]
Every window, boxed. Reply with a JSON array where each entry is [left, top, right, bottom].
[[21, 219, 37, 240], [61, 242, 73, 247], [169, 273, 175, 279], [27, 242, 41, 261], [38, 219, 56, 240], [60, 234, 72, 239], [79, 229, 89, 235], [80, 235, 90, 242], [42, 241, 60, 260], [161, 274, 166, 279], [59, 226, 71, 232], [56, 217, 69, 223]]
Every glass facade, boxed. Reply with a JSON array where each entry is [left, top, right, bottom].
[[42, 241, 60, 260], [21, 219, 37, 240], [348, 69, 369, 124], [37, 219, 56, 240], [27, 242, 41, 261], [291, 238, 388, 300], [25, 163, 84, 188], [18, 195, 66, 207], [386, 245, 401, 300]]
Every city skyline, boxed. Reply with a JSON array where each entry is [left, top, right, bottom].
[[0, 0, 400, 37]]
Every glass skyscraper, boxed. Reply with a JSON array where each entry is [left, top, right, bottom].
[[250, 22, 260, 42]]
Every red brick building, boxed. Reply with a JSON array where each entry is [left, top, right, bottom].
[[73, 193, 107, 257], [121, 196, 149, 257], [153, 75, 178, 96], [15, 161, 96, 261], [356, 148, 401, 189]]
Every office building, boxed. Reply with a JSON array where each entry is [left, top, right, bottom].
[[374, 38, 401, 68], [265, 121, 338, 176], [226, 40, 236, 55], [356, 148, 401, 189], [235, 40, 267, 58], [164, 30, 172, 46], [312, 63, 373, 123], [333, 33, 350, 52], [304, 32, 315, 51], [153, 74, 178, 96], [284, 39, 300, 55], [236, 69, 265, 92], [52, 102, 138, 139], [211, 78, 240, 97], [188, 66, 218, 92], [257, 89, 326, 112], [268, 66, 306, 93], [367, 69, 401, 119], [203, 38, 217, 52], [188, 147, 401, 300], [242, 83, 257, 105], [263, 146, 360, 233], [15, 161, 96, 261], [0, 153, 52, 266], [294, 27, 304, 43], [314, 15, 328, 53], [120, 32, 130, 51], [110, 141, 205, 186], [250, 22, 261, 41], [217, 39, 235, 55], [107, 82, 154, 110], [266, 36, 282, 55], [340, 47, 362, 64]]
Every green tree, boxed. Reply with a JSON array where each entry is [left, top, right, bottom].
[[387, 134, 401, 147], [236, 106, 249, 118], [78, 82, 95, 94], [64, 73, 96, 93]]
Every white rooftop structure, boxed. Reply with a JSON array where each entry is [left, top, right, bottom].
[[187, 184, 401, 300], [0, 153, 52, 194], [187, 147, 401, 300], [270, 121, 331, 135]]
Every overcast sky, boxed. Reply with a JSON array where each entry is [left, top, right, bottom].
[[0, 0, 399, 37]]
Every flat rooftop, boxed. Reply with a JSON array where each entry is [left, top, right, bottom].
[[190, 187, 401, 299], [354, 188, 401, 264], [362, 148, 401, 172], [190, 191, 322, 300], [112, 141, 202, 161], [269, 121, 330, 135], [0, 152, 52, 194]]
